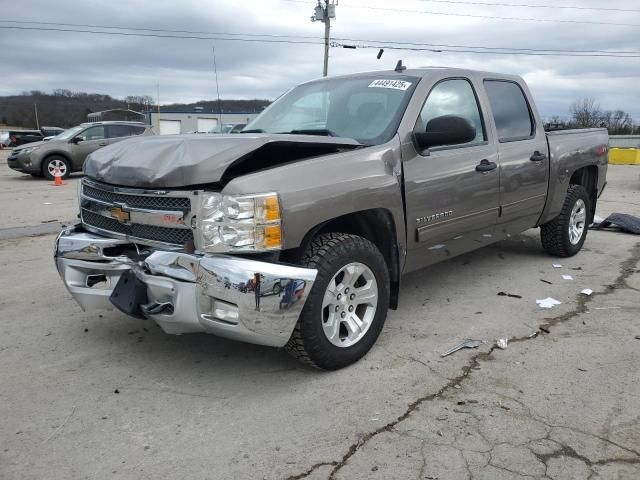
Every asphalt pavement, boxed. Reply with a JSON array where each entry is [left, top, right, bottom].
[[1, 150, 639, 479]]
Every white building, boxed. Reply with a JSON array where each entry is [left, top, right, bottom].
[[146, 107, 259, 135]]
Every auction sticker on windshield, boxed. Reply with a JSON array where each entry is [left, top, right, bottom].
[[368, 79, 412, 90]]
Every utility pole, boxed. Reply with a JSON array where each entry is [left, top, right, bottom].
[[311, 0, 336, 77], [34, 102, 40, 129]]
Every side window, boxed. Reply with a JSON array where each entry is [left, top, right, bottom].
[[106, 125, 133, 138], [82, 126, 105, 141], [418, 79, 485, 145], [131, 125, 146, 135], [484, 80, 534, 141]]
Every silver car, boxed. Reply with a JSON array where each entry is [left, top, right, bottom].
[[7, 121, 154, 179]]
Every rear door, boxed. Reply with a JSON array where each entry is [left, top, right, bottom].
[[403, 77, 500, 271], [483, 79, 549, 233]]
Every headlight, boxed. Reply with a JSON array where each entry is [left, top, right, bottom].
[[20, 146, 39, 155], [196, 192, 282, 252]]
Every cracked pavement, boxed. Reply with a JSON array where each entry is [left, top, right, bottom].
[[1, 155, 639, 479]]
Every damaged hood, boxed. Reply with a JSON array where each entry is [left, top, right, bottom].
[[84, 134, 362, 188]]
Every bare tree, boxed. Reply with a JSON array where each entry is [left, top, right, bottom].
[[570, 98, 602, 128]]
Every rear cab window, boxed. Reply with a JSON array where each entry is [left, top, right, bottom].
[[483, 80, 534, 142]]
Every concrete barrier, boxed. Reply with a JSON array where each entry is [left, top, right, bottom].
[[609, 148, 640, 165]]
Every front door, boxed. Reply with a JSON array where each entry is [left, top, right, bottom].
[[70, 125, 108, 169], [403, 78, 500, 272]]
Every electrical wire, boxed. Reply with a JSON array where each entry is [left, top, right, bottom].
[[416, 0, 640, 13], [285, 0, 640, 28], [2, 23, 639, 58]]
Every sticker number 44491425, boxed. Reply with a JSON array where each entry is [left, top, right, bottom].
[[368, 79, 412, 90]]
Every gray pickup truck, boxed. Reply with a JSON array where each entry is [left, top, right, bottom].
[[54, 67, 608, 370]]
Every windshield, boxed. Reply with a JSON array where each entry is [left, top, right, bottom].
[[54, 125, 85, 141], [245, 75, 420, 145]]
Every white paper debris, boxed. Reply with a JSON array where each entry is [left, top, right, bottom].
[[496, 338, 508, 349], [552, 264, 562, 268], [43, 202, 53, 205], [580, 289, 593, 296], [536, 297, 562, 309], [562, 275, 574, 281]]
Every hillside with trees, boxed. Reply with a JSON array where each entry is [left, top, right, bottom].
[[0, 90, 270, 129]]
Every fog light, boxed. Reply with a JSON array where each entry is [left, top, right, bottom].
[[201, 299, 239, 325]]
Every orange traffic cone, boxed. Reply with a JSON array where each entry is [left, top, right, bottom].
[[53, 166, 64, 186]]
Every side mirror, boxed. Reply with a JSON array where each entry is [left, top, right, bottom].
[[414, 115, 476, 150], [72, 136, 84, 144]]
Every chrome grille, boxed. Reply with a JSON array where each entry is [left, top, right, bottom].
[[82, 210, 194, 246], [82, 183, 190, 211], [80, 179, 196, 248]]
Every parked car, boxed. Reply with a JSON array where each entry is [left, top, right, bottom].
[[54, 67, 608, 370], [7, 121, 153, 179], [1, 129, 43, 147], [0, 127, 65, 147]]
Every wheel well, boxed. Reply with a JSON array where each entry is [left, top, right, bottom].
[[569, 166, 598, 223], [285, 209, 401, 309]]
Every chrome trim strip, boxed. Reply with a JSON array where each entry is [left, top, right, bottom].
[[81, 222, 187, 251], [82, 177, 202, 198]]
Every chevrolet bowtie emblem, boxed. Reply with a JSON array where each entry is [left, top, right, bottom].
[[110, 206, 130, 223]]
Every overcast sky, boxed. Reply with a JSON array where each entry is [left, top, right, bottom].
[[1, 0, 639, 119]]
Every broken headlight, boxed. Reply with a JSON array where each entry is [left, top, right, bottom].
[[195, 192, 282, 252]]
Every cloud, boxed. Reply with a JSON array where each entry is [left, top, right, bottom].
[[1, 0, 638, 118]]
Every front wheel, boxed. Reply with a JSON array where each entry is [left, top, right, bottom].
[[285, 233, 390, 370], [540, 184, 590, 257], [42, 156, 71, 180]]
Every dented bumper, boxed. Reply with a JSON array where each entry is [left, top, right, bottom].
[[54, 227, 317, 347]]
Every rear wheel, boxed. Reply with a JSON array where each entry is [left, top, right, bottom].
[[285, 232, 390, 370], [42, 156, 71, 180], [540, 184, 590, 257]]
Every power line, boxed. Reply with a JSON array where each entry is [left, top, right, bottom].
[[416, 0, 640, 13], [331, 36, 640, 55], [3, 20, 639, 56], [2, 24, 640, 58], [332, 41, 640, 58], [0, 25, 324, 45], [2, 19, 324, 41], [286, 0, 640, 27]]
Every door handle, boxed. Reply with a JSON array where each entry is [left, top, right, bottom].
[[475, 159, 497, 172], [530, 151, 547, 162]]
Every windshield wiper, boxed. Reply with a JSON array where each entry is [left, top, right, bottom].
[[240, 129, 264, 133], [284, 128, 338, 137]]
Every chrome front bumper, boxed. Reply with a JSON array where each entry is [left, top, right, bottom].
[[54, 227, 317, 347]]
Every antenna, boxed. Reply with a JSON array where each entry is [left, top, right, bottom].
[[212, 46, 223, 128], [395, 60, 406, 72]]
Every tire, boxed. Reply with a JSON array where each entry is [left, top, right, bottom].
[[285, 232, 390, 370], [540, 184, 590, 257], [42, 156, 71, 180], [273, 282, 282, 296]]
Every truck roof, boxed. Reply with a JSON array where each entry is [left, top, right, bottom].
[[303, 66, 524, 85]]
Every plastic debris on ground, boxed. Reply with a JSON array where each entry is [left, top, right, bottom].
[[536, 297, 562, 309], [440, 339, 483, 357], [592, 213, 640, 234], [496, 338, 508, 349], [562, 275, 574, 281], [581, 289, 593, 296], [552, 264, 562, 268]]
